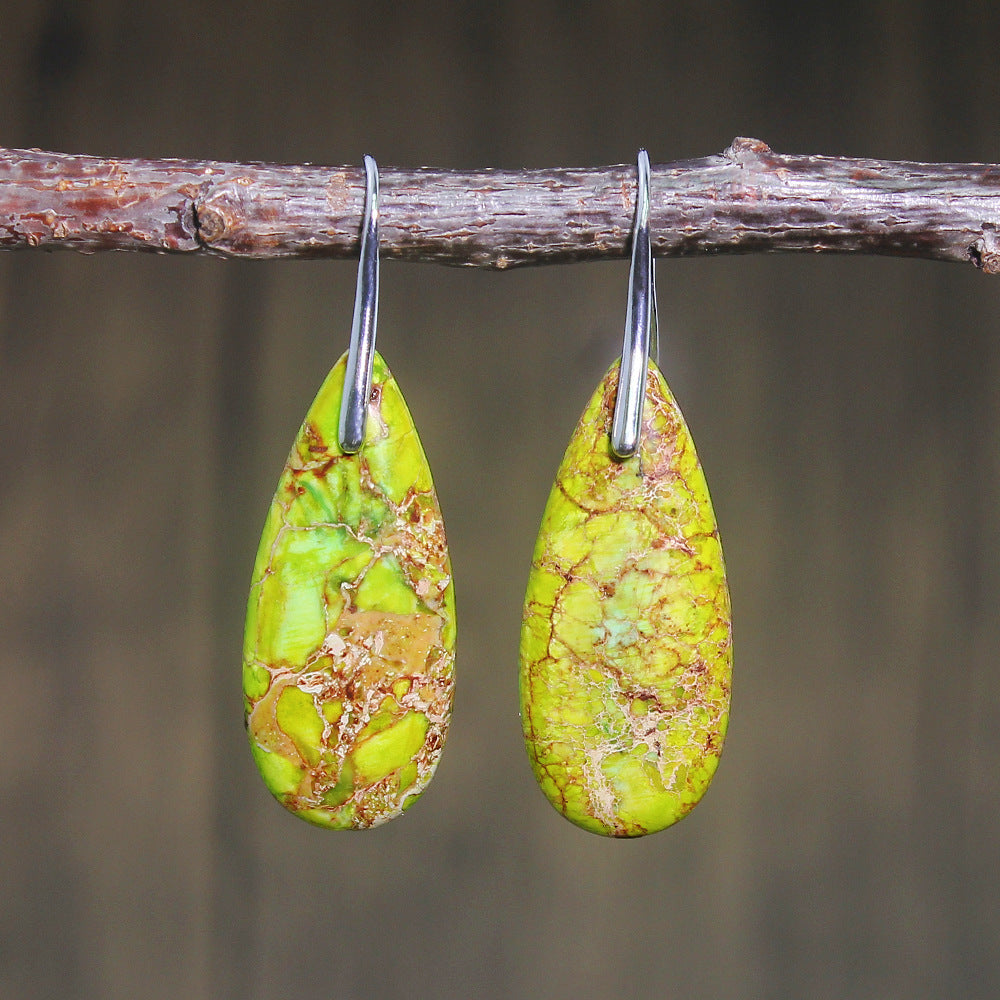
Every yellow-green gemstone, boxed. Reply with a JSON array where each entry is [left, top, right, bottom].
[[520, 360, 732, 837], [244, 351, 455, 829]]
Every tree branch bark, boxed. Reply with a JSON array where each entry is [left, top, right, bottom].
[[3, 137, 1000, 272]]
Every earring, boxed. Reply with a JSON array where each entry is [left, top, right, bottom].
[[519, 150, 732, 838], [243, 156, 456, 829]]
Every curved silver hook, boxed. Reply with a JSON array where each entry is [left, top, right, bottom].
[[338, 154, 380, 454], [610, 148, 658, 459]]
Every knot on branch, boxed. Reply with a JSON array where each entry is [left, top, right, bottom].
[[724, 137, 773, 167], [971, 228, 1000, 274], [193, 202, 228, 245], [192, 189, 239, 248]]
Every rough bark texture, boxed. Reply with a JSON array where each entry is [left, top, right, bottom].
[[3, 138, 1000, 270]]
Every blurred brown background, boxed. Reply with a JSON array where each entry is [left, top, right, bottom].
[[2, 3, 999, 997]]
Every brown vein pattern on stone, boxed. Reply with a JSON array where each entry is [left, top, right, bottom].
[[243, 352, 455, 829], [519, 361, 732, 837]]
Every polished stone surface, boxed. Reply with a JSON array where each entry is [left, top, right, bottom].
[[244, 351, 455, 828], [520, 360, 732, 837]]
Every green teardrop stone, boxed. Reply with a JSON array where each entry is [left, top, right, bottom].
[[520, 360, 732, 837], [243, 351, 455, 829]]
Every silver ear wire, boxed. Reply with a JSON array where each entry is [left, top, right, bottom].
[[610, 148, 656, 459], [338, 154, 380, 454]]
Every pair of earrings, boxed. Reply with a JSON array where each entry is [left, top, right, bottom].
[[241, 153, 733, 837]]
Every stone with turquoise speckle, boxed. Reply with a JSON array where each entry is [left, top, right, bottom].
[[244, 351, 455, 829], [520, 360, 732, 837]]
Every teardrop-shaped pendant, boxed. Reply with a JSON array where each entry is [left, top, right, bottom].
[[520, 360, 732, 837], [243, 351, 455, 829]]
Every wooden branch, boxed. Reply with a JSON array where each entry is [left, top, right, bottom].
[[3, 137, 1000, 272]]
